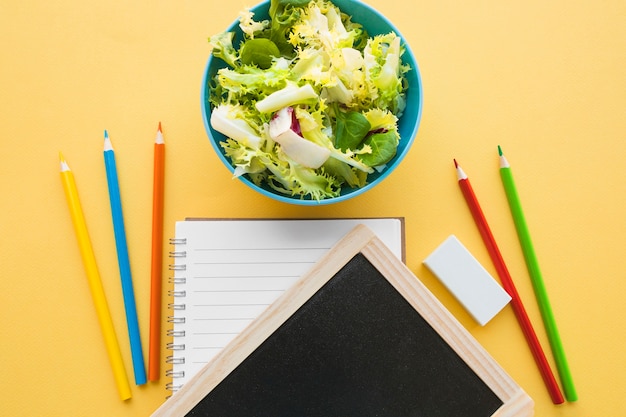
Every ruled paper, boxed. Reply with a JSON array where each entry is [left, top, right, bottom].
[[167, 218, 404, 389]]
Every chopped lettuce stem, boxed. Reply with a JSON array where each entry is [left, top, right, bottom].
[[255, 83, 318, 113]]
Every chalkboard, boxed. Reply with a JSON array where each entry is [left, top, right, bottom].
[[152, 225, 533, 417]]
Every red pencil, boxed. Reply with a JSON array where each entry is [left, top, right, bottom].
[[454, 159, 564, 405], [148, 123, 166, 381]]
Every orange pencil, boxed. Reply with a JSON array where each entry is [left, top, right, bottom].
[[148, 123, 166, 381]]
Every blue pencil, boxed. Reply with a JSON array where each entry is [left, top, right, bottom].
[[103, 130, 147, 385]]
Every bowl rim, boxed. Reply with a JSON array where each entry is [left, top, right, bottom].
[[201, 0, 423, 205]]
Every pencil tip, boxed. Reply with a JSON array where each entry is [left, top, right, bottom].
[[103, 130, 113, 151], [498, 146, 510, 168], [155, 122, 165, 144], [59, 153, 70, 171], [454, 159, 467, 180]]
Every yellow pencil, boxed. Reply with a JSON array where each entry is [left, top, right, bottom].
[[59, 153, 132, 401]]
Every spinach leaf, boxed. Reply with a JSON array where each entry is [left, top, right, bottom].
[[358, 130, 398, 167], [240, 38, 280, 69], [334, 109, 371, 151], [323, 158, 365, 188]]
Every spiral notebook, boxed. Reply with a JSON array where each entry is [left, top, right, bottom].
[[165, 218, 404, 393]]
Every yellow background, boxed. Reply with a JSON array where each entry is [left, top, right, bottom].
[[1, 0, 624, 415]]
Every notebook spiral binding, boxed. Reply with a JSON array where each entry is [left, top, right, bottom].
[[165, 237, 187, 394]]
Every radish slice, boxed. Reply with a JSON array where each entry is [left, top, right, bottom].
[[269, 107, 331, 168]]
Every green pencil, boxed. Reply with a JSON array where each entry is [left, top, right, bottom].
[[498, 145, 577, 402]]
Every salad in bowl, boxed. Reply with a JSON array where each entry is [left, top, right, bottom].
[[202, 0, 422, 204]]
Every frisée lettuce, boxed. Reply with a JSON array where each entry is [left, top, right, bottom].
[[207, 0, 411, 200]]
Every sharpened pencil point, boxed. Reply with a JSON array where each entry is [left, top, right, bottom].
[[59, 152, 70, 171], [454, 159, 467, 180], [155, 123, 165, 145], [498, 146, 510, 168], [104, 130, 113, 151]]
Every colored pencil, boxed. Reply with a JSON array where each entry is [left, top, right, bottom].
[[59, 154, 132, 401], [148, 123, 166, 381], [498, 146, 577, 401], [454, 159, 564, 404], [103, 131, 147, 385]]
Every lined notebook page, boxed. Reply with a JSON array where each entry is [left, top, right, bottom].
[[166, 218, 404, 392]]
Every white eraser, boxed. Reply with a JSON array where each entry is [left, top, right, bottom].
[[423, 235, 511, 325]]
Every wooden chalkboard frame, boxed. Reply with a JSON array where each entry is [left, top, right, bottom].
[[152, 225, 534, 417]]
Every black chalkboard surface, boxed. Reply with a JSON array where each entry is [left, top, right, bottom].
[[152, 225, 533, 417]]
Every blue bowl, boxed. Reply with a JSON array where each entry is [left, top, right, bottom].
[[201, 0, 422, 205]]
